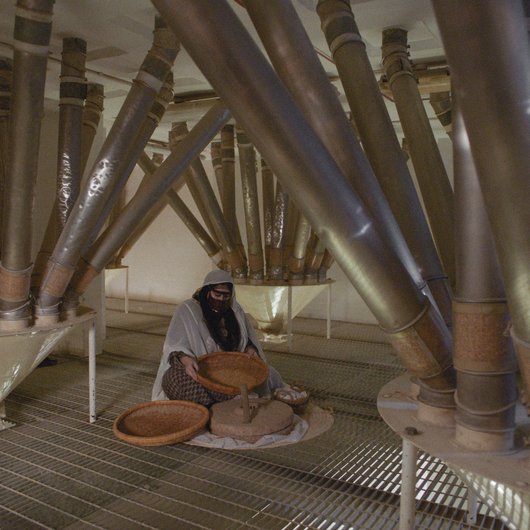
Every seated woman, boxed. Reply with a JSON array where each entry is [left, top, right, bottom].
[[152, 269, 307, 407]]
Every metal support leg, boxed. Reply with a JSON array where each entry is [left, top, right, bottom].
[[88, 317, 97, 423], [466, 489, 479, 524], [400, 438, 418, 530], [326, 282, 331, 340], [287, 285, 293, 352]]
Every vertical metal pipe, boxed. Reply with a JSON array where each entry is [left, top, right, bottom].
[[153, 0, 455, 410], [261, 157, 275, 276], [305, 236, 326, 285], [36, 16, 178, 320], [236, 126, 264, 283], [80, 83, 104, 177], [382, 27, 456, 286], [56, 37, 87, 230], [246, 0, 424, 293], [288, 213, 311, 284], [71, 102, 232, 295], [316, 0, 452, 325], [429, 91, 452, 139], [283, 199, 299, 277], [0, 0, 54, 329], [0, 57, 12, 256], [432, 0, 529, 410], [269, 181, 289, 282], [318, 249, 334, 283], [210, 141, 224, 204]]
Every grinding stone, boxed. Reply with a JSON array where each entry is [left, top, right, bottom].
[[210, 399, 294, 442]]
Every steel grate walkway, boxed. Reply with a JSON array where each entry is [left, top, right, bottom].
[[0, 310, 508, 529]]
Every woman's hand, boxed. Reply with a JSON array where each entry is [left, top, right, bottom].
[[179, 354, 199, 381], [245, 345, 259, 358]]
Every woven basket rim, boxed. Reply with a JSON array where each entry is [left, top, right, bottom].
[[112, 400, 209, 446], [197, 351, 269, 395]]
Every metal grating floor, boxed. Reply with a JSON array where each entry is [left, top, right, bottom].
[[0, 309, 509, 529]]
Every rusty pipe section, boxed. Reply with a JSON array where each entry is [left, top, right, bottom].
[[210, 141, 224, 204], [165, 189, 223, 267], [317, 0, 452, 326], [246, 0, 424, 293], [269, 181, 289, 282], [36, 16, 178, 320], [70, 102, 231, 296], [382, 27, 455, 287], [0, 0, 53, 329], [261, 157, 274, 275], [153, 0, 455, 411], [56, 37, 87, 230], [172, 122, 245, 279], [429, 91, 452, 139], [288, 213, 311, 284], [433, 0, 530, 408], [80, 83, 104, 177], [453, 100, 515, 452], [0, 57, 12, 255], [236, 126, 263, 283]]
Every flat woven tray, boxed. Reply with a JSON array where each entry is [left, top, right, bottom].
[[197, 351, 269, 395], [113, 400, 209, 446]]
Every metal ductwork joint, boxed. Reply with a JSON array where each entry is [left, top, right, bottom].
[[429, 91, 452, 139], [36, 15, 179, 323], [0, 0, 54, 330]]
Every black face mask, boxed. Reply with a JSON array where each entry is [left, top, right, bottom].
[[207, 297, 231, 314]]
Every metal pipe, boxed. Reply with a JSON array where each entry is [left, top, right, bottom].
[[269, 181, 289, 282], [317, 0, 452, 325], [0, 57, 12, 256], [305, 236, 326, 285], [288, 213, 311, 285], [429, 91, 452, 139], [0, 0, 54, 329], [261, 157, 275, 275], [70, 101, 231, 296], [283, 199, 299, 276], [152, 0, 455, 408], [432, 0, 530, 408], [36, 16, 178, 320], [382, 27, 456, 287], [79, 83, 104, 178], [56, 37, 87, 230], [210, 141, 223, 204], [236, 126, 263, 283], [246, 0, 424, 293], [318, 249, 334, 283]]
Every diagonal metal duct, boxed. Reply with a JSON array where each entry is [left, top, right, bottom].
[[245, 0, 424, 295], [152, 0, 455, 413], [261, 157, 275, 275], [210, 141, 224, 205], [430, 91, 452, 139], [36, 16, 179, 322], [80, 82, 104, 178], [316, 0, 452, 326], [70, 101, 231, 297], [382, 27, 456, 287], [269, 181, 289, 282], [0, 0, 54, 330], [288, 213, 311, 284], [0, 57, 12, 256], [453, 97, 516, 453], [236, 126, 264, 284], [431, 0, 530, 409]]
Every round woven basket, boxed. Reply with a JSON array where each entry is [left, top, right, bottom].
[[113, 400, 209, 446], [197, 351, 269, 395]]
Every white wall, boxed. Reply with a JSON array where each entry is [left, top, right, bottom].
[[106, 131, 453, 326]]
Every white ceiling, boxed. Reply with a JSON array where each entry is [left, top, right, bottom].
[[0, 0, 447, 148]]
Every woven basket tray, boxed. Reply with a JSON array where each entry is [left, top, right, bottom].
[[113, 400, 209, 446], [197, 351, 269, 395]]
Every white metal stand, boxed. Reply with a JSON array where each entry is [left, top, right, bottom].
[[88, 317, 97, 423], [400, 438, 418, 530]]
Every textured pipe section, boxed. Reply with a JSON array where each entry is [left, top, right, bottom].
[[452, 89, 516, 451], [71, 102, 231, 296], [317, 0, 452, 326], [236, 126, 264, 283], [36, 16, 178, 320], [247, 0, 424, 292], [0, 57, 12, 256], [382, 27, 456, 287], [269, 181, 289, 282], [283, 200, 299, 276], [0, 0, 54, 329], [288, 214, 311, 284], [56, 37, 87, 230], [261, 157, 275, 276], [432, 0, 530, 405], [153, 0, 455, 409], [80, 83, 104, 177], [429, 91, 452, 139], [210, 141, 224, 205]]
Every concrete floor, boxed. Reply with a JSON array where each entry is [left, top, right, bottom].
[[0, 303, 508, 529]]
